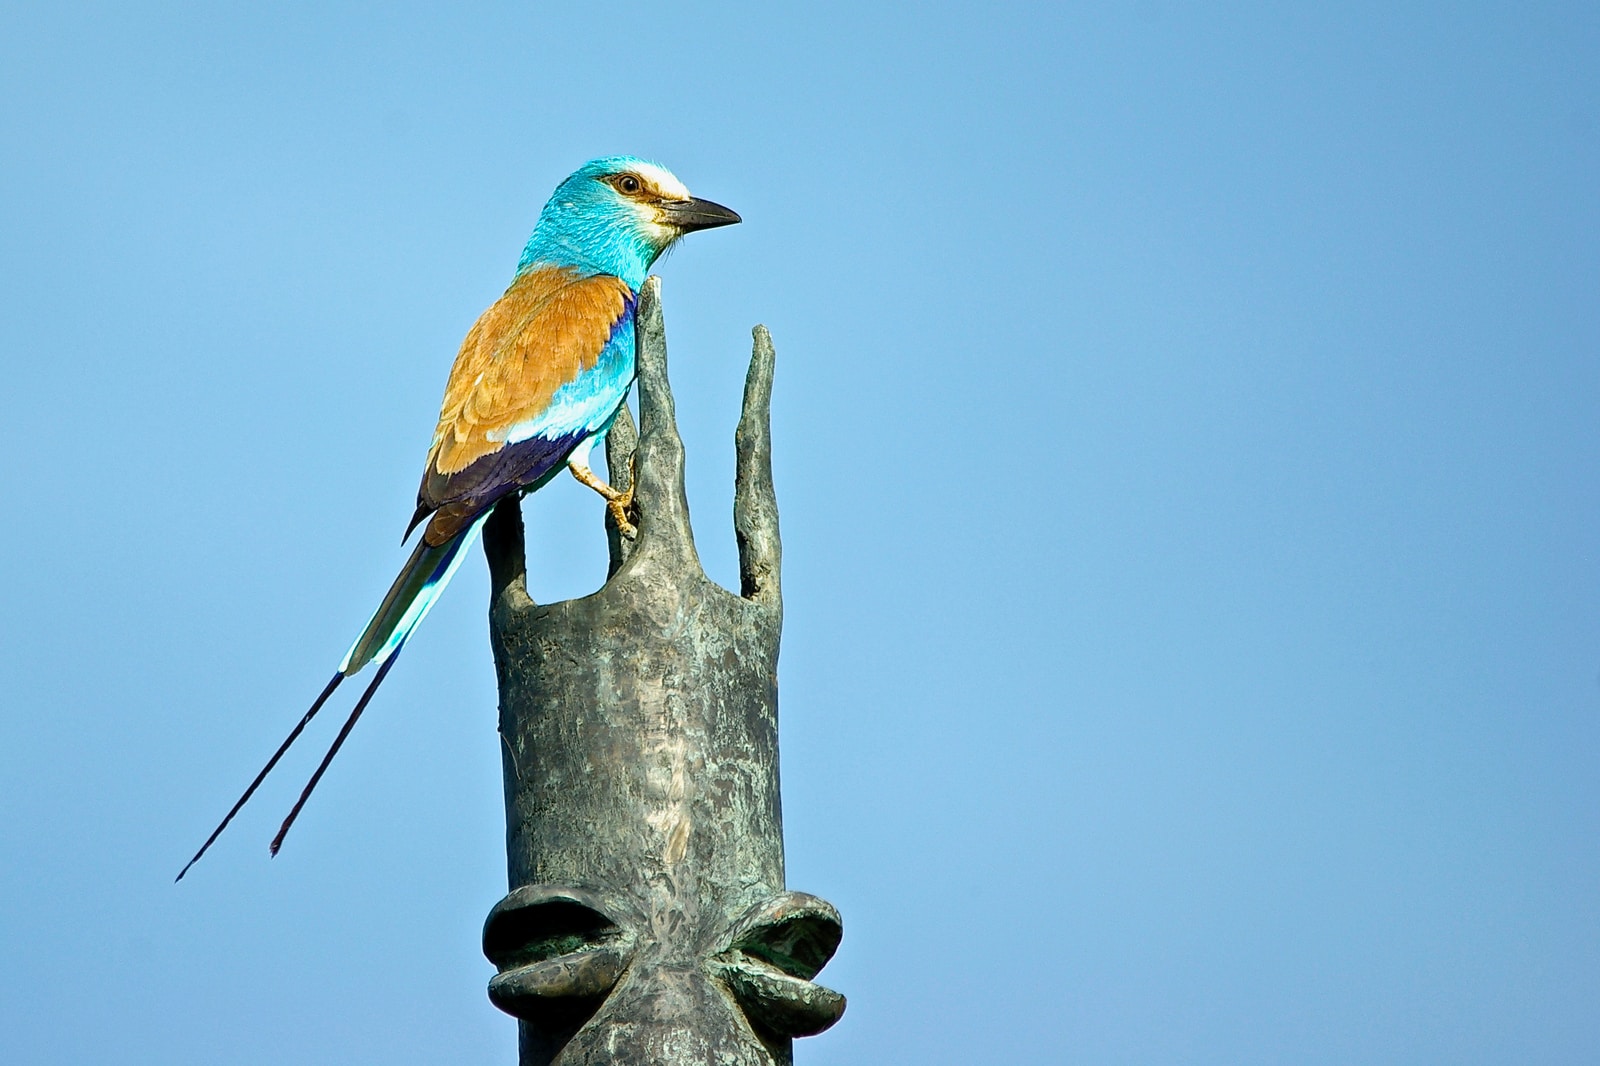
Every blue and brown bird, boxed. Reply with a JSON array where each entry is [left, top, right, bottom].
[[177, 157, 739, 880]]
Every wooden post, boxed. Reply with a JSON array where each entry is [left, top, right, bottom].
[[480, 279, 844, 1065]]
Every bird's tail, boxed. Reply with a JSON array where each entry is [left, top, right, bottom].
[[175, 514, 489, 881], [340, 514, 489, 676]]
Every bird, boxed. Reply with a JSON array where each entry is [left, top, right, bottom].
[[177, 157, 740, 880]]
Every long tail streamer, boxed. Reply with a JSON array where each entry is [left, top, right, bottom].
[[174, 671, 346, 881], [175, 515, 488, 881], [270, 649, 402, 856]]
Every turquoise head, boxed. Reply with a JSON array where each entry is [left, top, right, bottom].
[[517, 156, 741, 287]]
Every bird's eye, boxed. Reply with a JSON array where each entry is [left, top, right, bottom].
[[617, 174, 642, 195]]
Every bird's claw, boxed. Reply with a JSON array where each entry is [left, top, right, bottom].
[[608, 452, 637, 537], [607, 491, 637, 538]]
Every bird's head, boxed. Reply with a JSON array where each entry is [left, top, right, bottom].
[[519, 156, 741, 286]]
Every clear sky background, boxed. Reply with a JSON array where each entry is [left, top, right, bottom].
[[2, 3, 1596, 1063]]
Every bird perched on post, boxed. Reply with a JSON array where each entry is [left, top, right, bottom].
[[177, 157, 740, 880]]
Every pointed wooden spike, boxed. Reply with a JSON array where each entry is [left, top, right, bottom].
[[735, 325, 781, 605], [630, 276, 702, 572]]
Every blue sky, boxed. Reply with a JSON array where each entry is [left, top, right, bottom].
[[1, 2, 1596, 1063]]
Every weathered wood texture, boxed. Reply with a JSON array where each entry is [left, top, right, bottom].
[[480, 279, 844, 1065]]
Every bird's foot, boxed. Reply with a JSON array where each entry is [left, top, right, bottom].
[[568, 460, 638, 538], [605, 492, 636, 537]]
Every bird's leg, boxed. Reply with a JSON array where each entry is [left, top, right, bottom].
[[568, 459, 637, 537]]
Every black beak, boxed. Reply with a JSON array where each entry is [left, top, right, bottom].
[[665, 197, 742, 233]]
